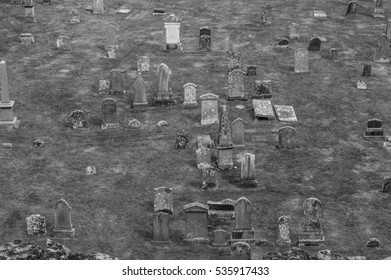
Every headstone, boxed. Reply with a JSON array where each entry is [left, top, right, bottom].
[[367, 238, 381, 247], [240, 153, 257, 188], [107, 46, 116, 59], [69, 110, 87, 129], [196, 145, 212, 169], [364, 118, 384, 139], [0, 61, 19, 128], [137, 56, 150, 73], [183, 202, 209, 243], [101, 98, 119, 129], [289, 23, 300, 39], [164, 15, 182, 50], [26, 214, 46, 236], [278, 38, 289, 47], [196, 135, 214, 148], [231, 197, 254, 243], [386, 19, 391, 39], [201, 167, 220, 191], [246, 66, 256, 76], [157, 120, 168, 127], [374, 34, 390, 63], [20, 33, 34, 44], [231, 118, 245, 147], [373, 0, 385, 19], [33, 139, 44, 147], [133, 73, 148, 106], [346, 1, 358, 17], [99, 79, 110, 94], [227, 50, 242, 72], [105, 25, 118, 51], [128, 119, 141, 128], [212, 229, 230, 247], [92, 0, 104, 14], [308, 37, 321, 51], [117, 8, 131, 14], [294, 48, 309, 73], [260, 3, 272, 25], [199, 26, 211, 52], [231, 242, 251, 259], [362, 64, 371, 77], [313, 10, 327, 18], [382, 178, 391, 193], [276, 216, 291, 246], [69, 8, 80, 23], [109, 69, 125, 95], [200, 93, 219, 125], [152, 212, 170, 244], [277, 126, 297, 150], [253, 99, 275, 120], [227, 69, 247, 100], [274, 105, 297, 122], [183, 83, 198, 108], [207, 198, 235, 218], [153, 9, 166, 16], [53, 199, 75, 238], [357, 80, 367, 89], [254, 80, 272, 99], [329, 48, 338, 61], [298, 198, 325, 246], [175, 129, 189, 149], [57, 36, 71, 51], [217, 105, 234, 169], [24, 5, 37, 23], [154, 187, 173, 214], [85, 166, 96, 175], [153, 63, 175, 105]]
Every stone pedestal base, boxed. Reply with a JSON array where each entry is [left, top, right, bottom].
[[101, 122, 119, 129], [217, 148, 234, 170], [133, 101, 149, 106], [183, 102, 198, 109], [231, 229, 255, 244], [227, 96, 247, 101], [374, 57, 390, 63], [364, 129, 384, 139], [53, 228, 75, 238], [152, 92, 176, 106], [298, 232, 325, 246], [238, 179, 258, 188]]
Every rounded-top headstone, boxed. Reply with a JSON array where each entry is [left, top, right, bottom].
[[231, 242, 251, 260], [154, 187, 173, 214], [303, 197, 322, 218]]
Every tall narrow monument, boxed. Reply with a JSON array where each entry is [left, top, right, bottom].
[[0, 61, 19, 128]]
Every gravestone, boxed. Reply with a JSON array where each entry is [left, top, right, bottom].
[[227, 50, 242, 72], [254, 80, 272, 99], [246, 66, 256, 76], [276, 216, 291, 246], [364, 118, 384, 139], [153, 9, 166, 16], [53, 199, 75, 238], [213, 229, 230, 247], [240, 153, 257, 188], [183, 202, 209, 243], [69, 8, 80, 23], [308, 37, 321, 51], [109, 69, 125, 95], [294, 48, 309, 73], [105, 25, 118, 51], [260, 3, 272, 25], [227, 69, 247, 100], [137, 56, 150, 73], [133, 73, 148, 106], [200, 93, 219, 125], [329, 48, 338, 61], [196, 145, 212, 169], [253, 99, 275, 120], [20, 33, 34, 44], [278, 38, 289, 47], [231, 197, 254, 243], [231, 242, 251, 259], [24, 5, 37, 23], [362, 64, 371, 77], [42, 0, 52, 4], [346, 1, 358, 17], [99, 79, 110, 94], [152, 212, 170, 244], [196, 135, 214, 148], [69, 110, 87, 129], [153, 63, 175, 105], [57, 36, 71, 51], [382, 178, 391, 193], [313, 11, 327, 17], [199, 26, 211, 52], [387, 19, 391, 39], [274, 105, 297, 122], [0, 61, 19, 128], [298, 198, 325, 246], [154, 187, 173, 214], [289, 23, 300, 39], [277, 126, 297, 150], [231, 118, 245, 147], [207, 198, 235, 218], [85, 166, 96, 175], [357, 80, 367, 89], [374, 34, 390, 63], [101, 98, 119, 129], [183, 83, 198, 108], [164, 15, 182, 50], [107, 45, 116, 59], [217, 105, 234, 169], [92, 0, 104, 14], [373, 0, 385, 19], [26, 214, 46, 236], [175, 129, 189, 149], [201, 167, 220, 191]]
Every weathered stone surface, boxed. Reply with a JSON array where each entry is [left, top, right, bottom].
[[227, 69, 247, 100], [33, 139, 44, 147], [183, 83, 198, 108], [373, 0, 385, 19], [207, 198, 235, 218], [57, 36, 71, 51], [289, 23, 300, 39], [69, 8, 80, 23], [157, 120, 168, 127], [199, 26, 211, 52], [133, 73, 148, 106], [276, 216, 291, 246], [183, 202, 209, 243], [277, 126, 297, 150], [105, 25, 118, 51], [196, 145, 212, 169], [69, 110, 87, 129], [231, 242, 251, 259], [137, 56, 150, 72], [294, 48, 309, 73], [101, 98, 119, 129], [86, 166, 96, 175], [153, 64, 175, 105], [362, 64, 371, 77], [231, 118, 245, 147], [274, 105, 297, 122], [329, 48, 338, 61], [53, 199, 75, 238], [357, 80, 367, 89], [99, 79, 110, 94], [374, 34, 390, 63], [201, 167, 220, 191], [253, 99, 275, 120], [246, 66, 256, 76], [364, 118, 384, 139], [196, 135, 214, 148], [164, 15, 181, 50], [200, 93, 219, 125], [26, 214, 46, 236], [217, 105, 233, 149], [298, 197, 324, 246], [232, 197, 254, 243], [109, 69, 125, 95], [20, 33, 34, 44], [226, 50, 242, 72], [317, 249, 345, 260], [240, 153, 257, 188], [128, 119, 142, 128], [308, 37, 321, 51], [367, 238, 380, 247], [260, 3, 272, 25], [346, 1, 358, 17], [254, 80, 272, 99], [154, 187, 173, 214], [213, 229, 230, 247], [152, 212, 170, 244], [92, 0, 104, 14]]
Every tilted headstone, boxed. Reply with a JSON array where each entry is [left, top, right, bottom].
[[387, 19, 391, 39], [373, 0, 385, 19], [200, 93, 219, 125], [254, 80, 272, 99], [199, 26, 211, 52], [231, 242, 251, 259], [201, 167, 220, 191], [53, 199, 75, 238], [294, 48, 309, 73], [246, 66, 256, 76], [196, 145, 212, 169], [329, 48, 338, 61], [175, 129, 189, 149], [101, 98, 119, 129], [232, 197, 254, 243], [231, 118, 245, 147], [217, 105, 234, 169], [364, 118, 384, 139], [69, 110, 87, 129], [105, 25, 118, 51], [289, 23, 300, 39], [0, 60, 19, 128], [346, 1, 358, 17], [277, 126, 297, 150], [153, 63, 175, 105], [240, 153, 257, 188], [260, 3, 272, 25], [26, 214, 46, 236], [57, 36, 71, 51], [308, 37, 321, 51], [362, 64, 371, 77], [374, 34, 390, 63], [207, 198, 235, 218], [137, 56, 150, 72], [213, 229, 230, 247], [92, 0, 104, 14], [109, 69, 125, 95], [69, 8, 80, 23], [298, 197, 324, 246], [227, 50, 242, 72], [274, 105, 297, 122], [20, 33, 34, 44], [154, 187, 173, 214], [24, 5, 37, 23], [183, 83, 198, 108], [276, 216, 291, 246], [227, 69, 247, 100], [133, 73, 148, 106], [382, 178, 391, 193], [164, 15, 181, 50], [152, 212, 170, 244], [183, 202, 209, 243], [253, 99, 275, 120]]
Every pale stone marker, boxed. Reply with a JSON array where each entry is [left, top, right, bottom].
[[99, 79, 110, 94], [92, 0, 104, 14], [105, 25, 118, 51], [24, 5, 37, 23], [240, 153, 257, 188], [154, 187, 173, 214], [196, 135, 214, 148], [196, 145, 212, 169], [231, 242, 251, 259], [199, 26, 211, 52], [294, 48, 309, 73], [26, 214, 46, 236], [373, 0, 385, 19], [164, 15, 182, 50], [152, 212, 170, 244], [276, 216, 291, 246], [329, 48, 338, 61], [374, 34, 390, 63], [313, 11, 327, 18], [260, 3, 272, 25], [200, 93, 219, 125], [183, 83, 198, 108], [274, 105, 297, 122], [217, 105, 234, 169], [109, 69, 125, 95], [69, 110, 87, 129], [254, 80, 272, 99], [278, 126, 297, 150], [53, 199, 75, 238], [364, 118, 384, 139], [386, 19, 391, 39], [289, 23, 300, 39], [153, 63, 175, 105], [57, 36, 71, 51], [212, 229, 230, 247], [0, 61, 19, 128], [253, 99, 275, 120], [227, 50, 242, 72], [20, 33, 34, 44], [183, 202, 209, 243], [85, 166, 96, 175], [107, 47, 116, 59], [232, 197, 254, 243], [357, 80, 367, 89], [101, 98, 119, 129], [228, 69, 247, 100], [231, 118, 245, 147], [69, 8, 80, 23], [137, 56, 150, 72], [133, 73, 148, 106], [298, 198, 325, 246], [201, 167, 220, 191]]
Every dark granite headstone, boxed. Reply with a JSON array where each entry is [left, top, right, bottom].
[[362, 64, 371, 77], [308, 37, 321, 51], [364, 118, 384, 138], [382, 178, 391, 193]]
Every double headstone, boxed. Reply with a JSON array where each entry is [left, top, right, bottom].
[[298, 198, 325, 246], [53, 199, 75, 238], [183, 83, 198, 108], [101, 98, 119, 129], [217, 105, 234, 169], [0, 61, 19, 128], [227, 69, 247, 100], [240, 153, 257, 188], [200, 93, 219, 125], [231, 197, 254, 243], [183, 202, 209, 243], [294, 48, 309, 73], [364, 118, 384, 139], [133, 73, 148, 106], [199, 26, 211, 52]]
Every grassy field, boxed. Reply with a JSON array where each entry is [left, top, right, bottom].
[[1, 0, 391, 259]]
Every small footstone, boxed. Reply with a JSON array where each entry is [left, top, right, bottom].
[[128, 119, 141, 128], [3, 143, 12, 148], [86, 166, 96, 175], [157, 120, 168, 127], [236, 105, 245, 110], [33, 139, 44, 147], [367, 238, 380, 247]]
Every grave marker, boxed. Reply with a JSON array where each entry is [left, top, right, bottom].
[[196, 135, 214, 148], [101, 98, 119, 129], [137, 56, 150, 73], [26, 214, 46, 236], [260, 3, 272, 25], [133, 73, 148, 106], [24, 5, 37, 23], [227, 50, 242, 72], [308, 37, 321, 51], [313, 11, 327, 18], [374, 34, 390, 63], [53, 199, 75, 238], [196, 145, 212, 169], [20, 33, 34, 44], [213, 229, 230, 247], [277, 126, 297, 150], [357, 80, 367, 89], [207, 198, 235, 218], [231, 242, 251, 259], [69, 8, 80, 23], [152, 212, 170, 244], [69, 110, 87, 129], [276, 216, 291, 246], [329, 48, 338, 61], [183, 83, 198, 108], [0, 61, 19, 128], [228, 69, 246, 100], [201, 167, 220, 191], [99, 79, 110, 94], [364, 118, 384, 139], [298, 198, 325, 246], [105, 25, 118, 51], [109, 69, 125, 95], [294, 48, 309, 73], [154, 187, 173, 214], [175, 129, 189, 149], [199, 26, 211, 52], [217, 105, 234, 169], [231, 197, 254, 243], [246, 66, 256, 76], [289, 23, 300, 39], [57, 36, 71, 51], [274, 105, 297, 122], [254, 80, 272, 99], [387, 19, 391, 39], [346, 1, 358, 17], [253, 99, 275, 120], [231, 118, 245, 147], [92, 0, 104, 14], [200, 93, 219, 125], [240, 153, 257, 188], [183, 202, 209, 243], [153, 63, 175, 105], [382, 178, 391, 193], [164, 15, 182, 51], [373, 0, 385, 19]]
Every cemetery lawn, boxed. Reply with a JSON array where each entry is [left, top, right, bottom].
[[1, 0, 391, 259]]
